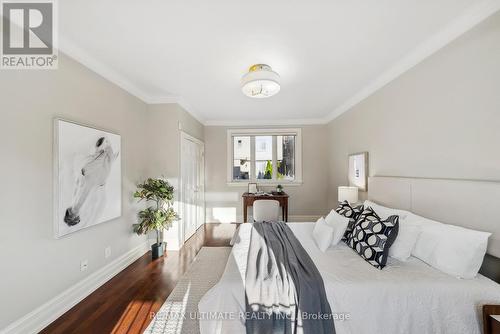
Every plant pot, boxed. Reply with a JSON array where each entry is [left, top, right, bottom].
[[151, 242, 164, 260]]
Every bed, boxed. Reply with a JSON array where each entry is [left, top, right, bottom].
[[198, 177, 500, 334]]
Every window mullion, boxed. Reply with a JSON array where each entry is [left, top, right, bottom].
[[250, 136, 256, 181], [231, 136, 235, 181], [272, 136, 277, 181]]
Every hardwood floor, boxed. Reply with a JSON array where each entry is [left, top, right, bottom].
[[41, 223, 240, 334]]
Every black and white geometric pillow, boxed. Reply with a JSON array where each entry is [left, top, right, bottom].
[[346, 207, 399, 269], [335, 201, 364, 241]]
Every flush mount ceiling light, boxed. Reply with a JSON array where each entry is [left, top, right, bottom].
[[241, 64, 280, 98]]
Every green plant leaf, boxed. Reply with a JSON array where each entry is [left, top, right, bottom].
[[133, 178, 179, 237]]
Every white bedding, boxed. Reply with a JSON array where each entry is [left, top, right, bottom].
[[198, 223, 500, 334]]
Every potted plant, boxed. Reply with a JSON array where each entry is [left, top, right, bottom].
[[133, 178, 179, 260], [276, 184, 284, 194]]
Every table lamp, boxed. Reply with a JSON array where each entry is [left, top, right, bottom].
[[338, 186, 359, 204]]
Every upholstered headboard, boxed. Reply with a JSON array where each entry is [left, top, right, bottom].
[[368, 176, 500, 282]]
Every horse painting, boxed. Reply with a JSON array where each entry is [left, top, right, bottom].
[[55, 119, 121, 238], [64, 136, 119, 226]]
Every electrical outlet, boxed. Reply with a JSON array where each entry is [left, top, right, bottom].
[[105, 246, 111, 259], [80, 259, 88, 272]]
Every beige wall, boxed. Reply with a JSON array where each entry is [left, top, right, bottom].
[[0, 53, 204, 328], [204, 125, 330, 223], [326, 11, 500, 204], [3, 9, 499, 329], [0, 54, 150, 328], [145, 103, 204, 249], [145, 103, 204, 178]]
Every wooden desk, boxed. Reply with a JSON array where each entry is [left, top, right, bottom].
[[484, 305, 500, 334], [242, 192, 289, 223]]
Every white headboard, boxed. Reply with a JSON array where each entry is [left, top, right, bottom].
[[368, 176, 500, 258]]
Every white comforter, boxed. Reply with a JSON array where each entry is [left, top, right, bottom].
[[198, 223, 500, 334]]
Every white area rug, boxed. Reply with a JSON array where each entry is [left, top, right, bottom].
[[144, 247, 231, 334]]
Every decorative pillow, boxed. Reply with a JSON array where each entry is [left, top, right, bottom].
[[347, 207, 399, 269], [312, 217, 335, 252], [324, 210, 350, 246], [363, 200, 420, 261], [335, 201, 364, 241]]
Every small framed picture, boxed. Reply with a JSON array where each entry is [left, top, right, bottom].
[[348, 152, 368, 192], [248, 183, 258, 194]]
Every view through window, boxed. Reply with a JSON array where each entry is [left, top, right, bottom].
[[230, 130, 299, 183]]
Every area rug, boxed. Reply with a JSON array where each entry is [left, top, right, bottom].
[[144, 247, 231, 334]]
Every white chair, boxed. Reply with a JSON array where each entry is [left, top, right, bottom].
[[253, 200, 280, 222]]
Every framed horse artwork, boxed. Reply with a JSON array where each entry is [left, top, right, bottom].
[[53, 119, 122, 238]]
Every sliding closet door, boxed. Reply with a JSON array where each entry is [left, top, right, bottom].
[[180, 132, 205, 244]]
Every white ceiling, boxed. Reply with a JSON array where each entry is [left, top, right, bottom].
[[59, 0, 500, 125]]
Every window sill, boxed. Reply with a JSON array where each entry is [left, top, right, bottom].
[[226, 181, 303, 187]]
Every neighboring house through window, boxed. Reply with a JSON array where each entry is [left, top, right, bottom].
[[227, 128, 302, 185]]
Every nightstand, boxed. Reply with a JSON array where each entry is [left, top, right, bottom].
[[484, 305, 500, 334]]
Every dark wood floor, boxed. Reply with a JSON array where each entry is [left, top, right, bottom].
[[41, 223, 240, 334]]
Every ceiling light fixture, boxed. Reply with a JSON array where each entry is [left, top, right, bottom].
[[241, 64, 280, 98]]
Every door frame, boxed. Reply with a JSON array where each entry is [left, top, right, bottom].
[[179, 131, 205, 246]]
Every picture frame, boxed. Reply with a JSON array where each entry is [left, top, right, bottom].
[[348, 152, 368, 192], [248, 182, 258, 194], [53, 118, 122, 238]]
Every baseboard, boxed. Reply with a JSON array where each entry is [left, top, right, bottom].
[[208, 215, 322, 224], [2, 240, 150, 334], [287, 215, 322, 222]]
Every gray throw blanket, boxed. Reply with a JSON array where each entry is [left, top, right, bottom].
[[245, 221, 335, 334]]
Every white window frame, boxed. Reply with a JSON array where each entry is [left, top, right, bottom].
[[227, 128, 303, 186]]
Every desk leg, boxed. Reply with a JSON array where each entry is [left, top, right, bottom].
[[282, 205, 285, 222], [243, 202, 247, 223], [285, 201, 288, 222]]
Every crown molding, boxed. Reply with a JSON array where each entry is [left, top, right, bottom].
[[324, 0, 500, 123], [59, 38, 206, 124], [146, 96, 182, 104], [198, 1, 500, 128], [60, 0, 500, 128], [59, 36, 158, 103], [204, 117, 326, 127], [176, 97, 206, 124]]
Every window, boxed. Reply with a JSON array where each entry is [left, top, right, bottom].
[[227, 128, 302, 184], [233, 136, 250, 180], [255, 136, 272, 180]]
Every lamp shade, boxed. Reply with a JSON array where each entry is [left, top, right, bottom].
[[338, 186, 358, 204], [241, 64, 280, 98]]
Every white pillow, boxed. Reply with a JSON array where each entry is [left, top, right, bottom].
[[410, 214, 491, 279], [324, 210, 350, 246], [312, 217, 334, 252], [389, 220, 422, 261], [363, 200, 419, 261], [363, 200, 410, 220]]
